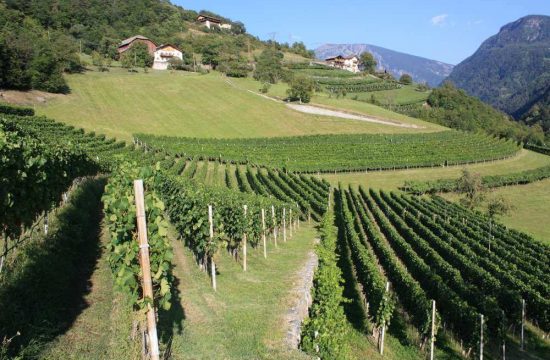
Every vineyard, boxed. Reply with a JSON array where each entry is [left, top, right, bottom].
[[0, 117, 99, 271], [525, 143, 550, 156], [0, 111, 333, 357], [336, 185, 549, 357], [402, 164, 550, 194], [323, 80, 402, 93], [287, 62, 402, 94], [135, 131, 520, 173], [0, 108, 334, 357], [1, 103, 549, 359]]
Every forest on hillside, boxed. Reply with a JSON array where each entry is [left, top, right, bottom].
[[0, 0, 311, 93]]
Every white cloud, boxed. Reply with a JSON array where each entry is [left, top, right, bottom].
[[431, 14, 448, 26], [466, 19, 483, 27]]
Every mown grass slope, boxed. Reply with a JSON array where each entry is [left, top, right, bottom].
[[36, 69, 440, 141]]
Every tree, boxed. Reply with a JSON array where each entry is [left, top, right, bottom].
[[286, 75, 315, 103], [91, 51, 111, 72], [360, 52, 377, 73], [416, 82, 430, 92], [168, 57, 184, 70], [120, 43, 153, 71], [201, 41, 222, 68], [120, 52, 134, 70], [253, 48, 284, 84], [486, 195, 514, 220], [231, 21, 246, 35], [486, 195, 514, 250], [29, 44, 69, 93], [399, 73, 413, 85], [457, 169, 485, 209], [131, 43, 154, 69], [218, 52, 250, 78]]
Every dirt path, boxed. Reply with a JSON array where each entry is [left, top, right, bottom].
[[224, 78, 423, 129], [286, 104, 422, 129]]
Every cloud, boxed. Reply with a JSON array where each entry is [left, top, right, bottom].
[[431, 14, 448, 26], [466, 19, 483, 27]]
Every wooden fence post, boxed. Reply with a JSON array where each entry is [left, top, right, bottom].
[[243, 205, 248, 272], [209, 205, 216, 291], [262, 208, 267, 258], [133, 180, 160, 360]]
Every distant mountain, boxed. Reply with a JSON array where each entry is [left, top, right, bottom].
[[447, 15, 550, 120], [315, 44, 454, 86]]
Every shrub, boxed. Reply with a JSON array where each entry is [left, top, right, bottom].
[[0, 103, 34, 116], [399, 73, 413, 85], [259, 82, 271, 94]]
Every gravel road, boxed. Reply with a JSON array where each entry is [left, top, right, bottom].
[[287, 103, 423, 129]]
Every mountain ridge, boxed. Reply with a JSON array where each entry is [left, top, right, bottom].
[[314, 43, 454, 86], [447, 15, 550, 123]]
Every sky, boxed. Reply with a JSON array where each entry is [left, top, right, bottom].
[[176, 0, 549, 65]]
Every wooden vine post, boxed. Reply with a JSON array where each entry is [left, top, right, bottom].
[[480, 314, 484, 360], [209, 205, 216, 291], [289, 209, 293, 238], [44, 213, 49, 235], [379, 281, 390, 355], [271, 205, 278, 248], [133, 180, 160, 360], [283, 208, 287, 242], [261, 208, 267, 258], [243, 205, 248, 272], [430, 300, 436, 360], [502, 310, 506, 360], [521, 298, 525, 351]]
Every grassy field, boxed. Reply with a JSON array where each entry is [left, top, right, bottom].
[[35, 69, 440, 141]]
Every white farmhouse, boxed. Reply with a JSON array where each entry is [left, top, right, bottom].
[[196, 15, 232, 30], [153, 44, 183, 70], [325, 55, 360, 73]]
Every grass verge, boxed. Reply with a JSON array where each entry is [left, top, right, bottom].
[[167, 223, 316, 359]]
